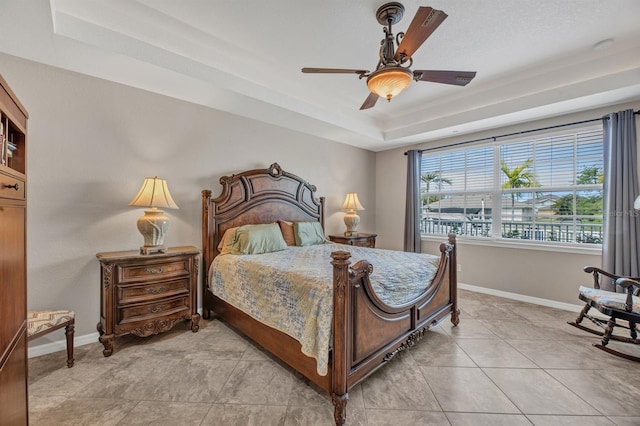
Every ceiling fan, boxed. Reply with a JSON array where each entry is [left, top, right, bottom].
[[301, 2, 477, 110]]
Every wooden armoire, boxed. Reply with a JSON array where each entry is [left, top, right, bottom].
[[0, 73, 29, 425]]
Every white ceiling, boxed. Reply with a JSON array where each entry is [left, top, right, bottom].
[[1, 0, 639, 151]]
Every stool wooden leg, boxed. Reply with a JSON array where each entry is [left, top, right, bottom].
[[65, 321, 75, 368]]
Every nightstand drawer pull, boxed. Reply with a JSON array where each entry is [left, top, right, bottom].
[[147, 286, 166, 294], [146, 267, 165, 274], [148, 304, 166, 314], [3, 183, 19, 190]]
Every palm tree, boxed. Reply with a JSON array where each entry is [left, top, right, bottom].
[[500, 160, 536, 221], [421, 172, 452, 215]]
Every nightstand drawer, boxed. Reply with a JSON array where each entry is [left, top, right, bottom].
[[0, 171, 25, 200], [117, 278, 190, 305], [118, 259, 190, 283], [117, 296, 189, 324], [328, 233, 377, 248], [349, 239, 372, 247]]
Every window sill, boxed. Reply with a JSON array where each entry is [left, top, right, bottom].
[[421, 234, 602, 255]]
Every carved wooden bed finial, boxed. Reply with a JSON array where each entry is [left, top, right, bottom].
[[268, 162, 283, 177]]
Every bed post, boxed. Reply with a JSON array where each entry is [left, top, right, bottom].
[[330, 250, 351, 426], [201, 189, 212, 320], [448, 233, 460, 326]]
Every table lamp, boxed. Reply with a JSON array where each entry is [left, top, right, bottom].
[[342, 193, 364, 236], [129, 176, 179, 254]]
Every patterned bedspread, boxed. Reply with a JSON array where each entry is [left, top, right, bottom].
[[208, 243, 442, 376]]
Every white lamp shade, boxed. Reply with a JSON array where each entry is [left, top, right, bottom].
[[129, 177, 179, 209], [342, 193, 364, 211], [635, 195, 640, 210]]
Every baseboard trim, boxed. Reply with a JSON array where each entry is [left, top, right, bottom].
[[29, 292, 584, 358], [28, 293, 586, 359], [28, 332, 100, 359], [28, 308, 206, 359], [458, 282, 584, 313]]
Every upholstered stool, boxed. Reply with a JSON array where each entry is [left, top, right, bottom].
[[27, 310, 75, 368]]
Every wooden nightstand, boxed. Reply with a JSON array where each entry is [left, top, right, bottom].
[[96, 246, 200, 357], [328, 233, 377, 248]]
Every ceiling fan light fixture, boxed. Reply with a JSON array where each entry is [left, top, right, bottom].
[[366, 67, 413, 101]]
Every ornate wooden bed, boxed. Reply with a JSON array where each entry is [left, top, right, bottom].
[[201, 163, 458, 426]]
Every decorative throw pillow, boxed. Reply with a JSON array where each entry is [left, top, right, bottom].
[[228, 223, 288, 255], [278, 220, 296, 246], [217, 226, 239, 255], [293, 221, 326, 246]]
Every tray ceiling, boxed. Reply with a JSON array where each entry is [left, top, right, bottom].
[[1, 0, 639, 151]]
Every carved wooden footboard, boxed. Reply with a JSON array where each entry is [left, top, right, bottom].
[[329, 235, 457, 425], [201, 163, 458, 426]]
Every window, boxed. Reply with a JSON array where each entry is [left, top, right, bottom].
[[421, 127, 604, 245]]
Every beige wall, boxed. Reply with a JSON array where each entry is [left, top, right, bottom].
[[5, 49, 639, 347], [0, 53, 376, 344], [376, 102, 640, 305]]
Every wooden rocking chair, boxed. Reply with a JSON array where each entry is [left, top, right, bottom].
[[568, 266, 640, 362]]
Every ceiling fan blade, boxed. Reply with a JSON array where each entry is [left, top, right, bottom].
[[413, 70, 476, 86], [360, 92, 379, 110], [302, 68, 369, 76], [394, 7, 447, 63]]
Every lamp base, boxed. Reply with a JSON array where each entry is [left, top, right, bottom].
[[136, 208, 170, 255], [343, 211, 361, 237], [140, 245, 167, 255]]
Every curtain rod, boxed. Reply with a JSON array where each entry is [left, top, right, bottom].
[[405, 109, 640, 155]]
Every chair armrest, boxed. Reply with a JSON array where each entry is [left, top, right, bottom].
[[614, 278, 638, 312], [584, 266, 640, 290]]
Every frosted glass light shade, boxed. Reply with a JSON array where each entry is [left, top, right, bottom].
[[129, 177, 178, 254], [367, 67, 413, 101]]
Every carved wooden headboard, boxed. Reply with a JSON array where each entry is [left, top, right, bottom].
[[201, 162, 325, 271]]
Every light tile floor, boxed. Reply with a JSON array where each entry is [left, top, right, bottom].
[[28, 289, 640, 425]]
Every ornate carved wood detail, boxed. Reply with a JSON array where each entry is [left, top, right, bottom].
[[383, 327, 428, 361], [127, 318, 182, 337], [439, 239, 455, 257], [98, 333, 114, 357], [331, 251, 351, 300], [267, 162, 283, 178], [349, 260, 373, 280], [331, 393, 348, 426], [101, 262, 113, 290], [202, 190, 211, 212], [451, 308, 461, 326], [191, 313, 201, 332]]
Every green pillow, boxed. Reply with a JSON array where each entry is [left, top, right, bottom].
[[293, 221, 326, 246], [228, 223, 288, 255]]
